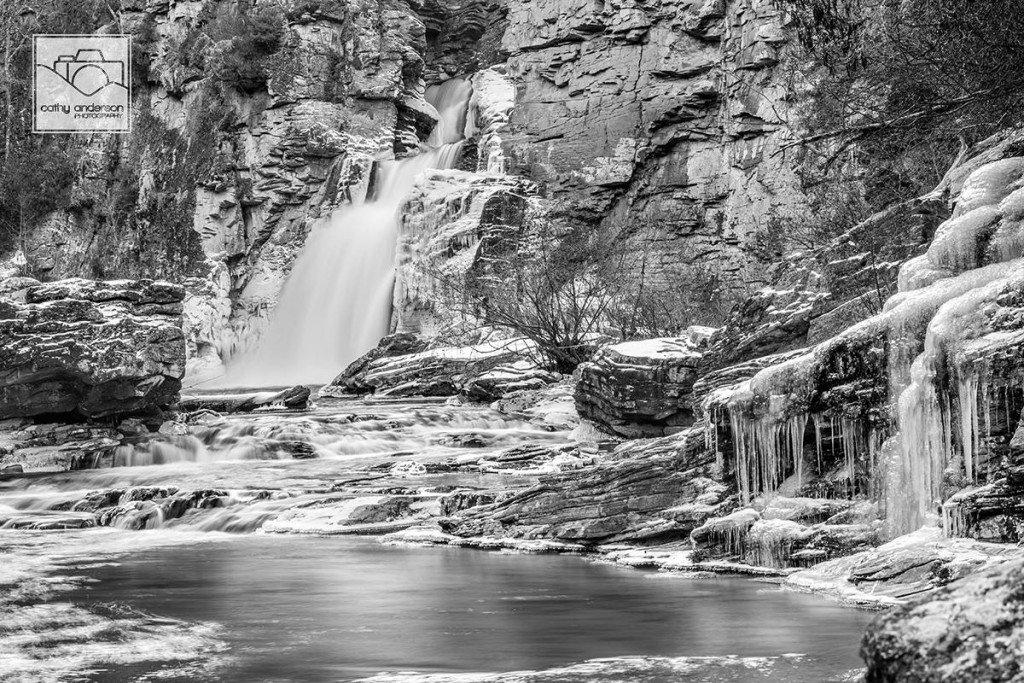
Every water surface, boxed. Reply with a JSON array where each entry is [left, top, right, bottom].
[[65, 535, 871, 682]]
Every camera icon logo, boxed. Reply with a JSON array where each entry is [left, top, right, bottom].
[[33, 34, 132, 133]]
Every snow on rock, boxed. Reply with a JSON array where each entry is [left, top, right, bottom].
[[322, 336, 558, 399], [575, 333, 710, 438], [444, 426, 727, 544]]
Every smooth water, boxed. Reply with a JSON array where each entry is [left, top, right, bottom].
[[0, 400, 871, 682], [59, 535, 870, 683], [223, 79, 473, 386]]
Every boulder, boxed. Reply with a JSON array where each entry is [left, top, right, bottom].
[[322, 337, 556, 399], [178, 385, 311, 413], [0, 278, 185, 419], [862, 556, 1024, 683], [575, 335, 707, 438]]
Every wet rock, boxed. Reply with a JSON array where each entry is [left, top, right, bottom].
[[178, 385, 311, 413], [0, 278, 185, 419], [445, 426, 723, 543], [862, 556, 1024, 683], [277, 441, 318, 459], [325, 333, 430, 394], [323, 338, 554, 399], [492, 381, 579, 431], [575, 336, 706, 438], [440, 491, 498, 517]]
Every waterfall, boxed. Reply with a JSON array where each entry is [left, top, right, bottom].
[[221, 80, 472, 387]]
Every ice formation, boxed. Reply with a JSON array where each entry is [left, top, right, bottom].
[[705, 158, 1024, 537]]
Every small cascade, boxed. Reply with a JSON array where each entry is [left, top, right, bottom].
[[222, 79, 473, 386]]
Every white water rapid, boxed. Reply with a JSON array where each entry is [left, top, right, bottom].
[[222, 80, 472, 386]]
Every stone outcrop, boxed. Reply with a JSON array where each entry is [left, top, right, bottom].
[[690, 499, 881, 569], [575, 333, 711, 438], [322, 336, 558, 398], [444, 426, 731, 543], [0, 278, 185, 419], [391, 169, 536, 335], [861, 556, 1024, 683], [178, 385, 311, 413]]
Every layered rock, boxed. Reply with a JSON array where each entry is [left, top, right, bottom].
[[575, 334, 710, 438], [500, 0, 806, 293], [322, 336, 558, 398], [0, 278, 185, 419], [444, 426, 732, 543]]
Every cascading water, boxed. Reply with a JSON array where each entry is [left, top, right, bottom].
[[222, 80, 473, 386]]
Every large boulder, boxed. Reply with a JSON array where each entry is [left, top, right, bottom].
[[861, 556, 1024, 683], [322, 336, 557, 399], [0, 278, 185, 419], [575, 334, 709, 438]]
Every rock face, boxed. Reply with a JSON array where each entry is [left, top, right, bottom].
[[391, 169, 536, 335], [575, 334, 709, 438], [5, 0, 812, 381], [322, 336, 557, 398], [861, 556, 1024, 683], [500, 0, 806, 293], [0, 279, 185, 419]]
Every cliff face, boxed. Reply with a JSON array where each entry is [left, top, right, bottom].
[[7, 0, 804, 379], [499, 0, 803, 289]]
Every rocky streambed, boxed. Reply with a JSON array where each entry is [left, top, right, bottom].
[[0, 386, 1016, 682]]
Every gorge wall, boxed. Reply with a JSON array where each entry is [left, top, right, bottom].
[[7, 0, 807, 381]]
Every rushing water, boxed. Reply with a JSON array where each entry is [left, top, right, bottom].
[[0, 399, 872, 682], [224, 79, 473, 386]]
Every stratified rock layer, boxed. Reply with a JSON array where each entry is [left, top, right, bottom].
[[324, 336, 557, 399], [0, 278, 185, 419], [575, 335, 707, 438], [445, 426, 731, 543]]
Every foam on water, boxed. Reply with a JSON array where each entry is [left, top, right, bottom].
[[222, 79, 474, 387]]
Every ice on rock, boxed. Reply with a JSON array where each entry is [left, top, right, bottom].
[[925, 206, 1000, 274], [898, 254, 949, 293], [744, 519, 813, 569], [951, 157, 1024, 219], [468, 67, 516, 174], [888, 261, 1024, 535], [708, 252, 1024, 510], [986, 187, 1024, 263]]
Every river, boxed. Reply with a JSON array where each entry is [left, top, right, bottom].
[[0, 398, 872, 682]]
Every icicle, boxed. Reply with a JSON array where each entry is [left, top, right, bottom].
[[812, 414, 824, 476], [958, 373, 979, 482]]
